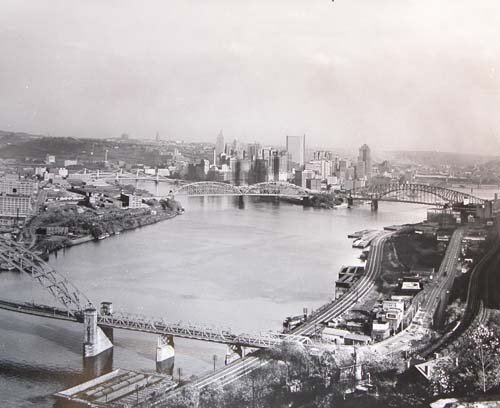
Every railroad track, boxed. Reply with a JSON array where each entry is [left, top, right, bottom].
[[150, 232, 393, 406], [420, 243, 500, 358], [293, 232, 392, 336]]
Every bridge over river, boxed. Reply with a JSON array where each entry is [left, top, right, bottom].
[[71, 168, 488, 207], [0, 238, 311, 361]]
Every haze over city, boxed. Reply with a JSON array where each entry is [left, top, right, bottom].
[[1, 0, 499, 154]]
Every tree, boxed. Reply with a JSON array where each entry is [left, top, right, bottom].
[[444, 299, 464, 325], [167, 386, 200, 408], [431, 324, 500, 396]]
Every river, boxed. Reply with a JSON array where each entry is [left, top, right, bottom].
[[0, 183, 496, 407]]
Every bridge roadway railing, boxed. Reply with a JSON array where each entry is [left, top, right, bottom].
[[97, 312, 312, 348], [0, 299, 79, 322]]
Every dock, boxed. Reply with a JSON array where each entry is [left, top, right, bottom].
[[55, 369, 177, 407], [352, 230, 380, 248], [335, 265, 365, 299], [347, 229, 374, 239]]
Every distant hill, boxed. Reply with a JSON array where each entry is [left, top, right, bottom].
[[0, 130, 42, 148], [0, 135, 92, 161], [386, 150, 498, 166]]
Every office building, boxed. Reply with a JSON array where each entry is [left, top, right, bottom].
[[249, 159, 268, 184], [0, 195, 32, 219], [120, 193, 143, 209], [358, 144, 372, 180], [230, 158, 250, 186], [286, 135, 305, 168], [247, 143, 262, 161], [215, 131, 225, 155], [0, 179, 37, 196], [313, 151, 333, 161]]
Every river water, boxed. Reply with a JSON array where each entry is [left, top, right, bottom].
[[0, 183, 496, 407]]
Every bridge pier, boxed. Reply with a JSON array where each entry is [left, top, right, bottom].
[[99, 302, 114, 342], [83, 308, 113, 358], [83, 348, 113, 379], [238, 195, 245, 209], [156, 335, 175, 374], [225, 344, 244, 365], [371, 199, 378, 212], [347, 197, 354, 208]]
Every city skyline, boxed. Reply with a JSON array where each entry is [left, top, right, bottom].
[[1, 1, 499, 154], [2, 2, 500, 407]]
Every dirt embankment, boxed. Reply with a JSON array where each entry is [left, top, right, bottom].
[[378, 230, 444, 295]]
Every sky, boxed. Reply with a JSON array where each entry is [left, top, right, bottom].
[[0, 0, 499, 154]]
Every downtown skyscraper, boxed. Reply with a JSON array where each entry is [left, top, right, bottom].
[[286, 135, 305, 168]]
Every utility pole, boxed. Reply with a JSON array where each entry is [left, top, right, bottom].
[[252, 373, 255, 408], [479, 344, 486, 393], [213, 354, 217, 372]]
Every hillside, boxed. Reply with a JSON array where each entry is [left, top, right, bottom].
[[386, 150, 498, 167]]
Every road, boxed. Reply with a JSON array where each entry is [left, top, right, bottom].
[[150, 231, 393, 406], [420, 241, 500, 357], [293, 231, 392, 336], [369, 228, 464, 355]]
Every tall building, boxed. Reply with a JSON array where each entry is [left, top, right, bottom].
[[270, 152, 280, 181], [0, 178, 37, 229], [230, 158, 250, 186], [286, 135, 305, 168], [0, 179, 37, 196], [249, 159, 268, 184], [358, 144, 372, 180], [313, 151, 333, 161], [247, 143, 262, 161], [215, 131, 225, 155]]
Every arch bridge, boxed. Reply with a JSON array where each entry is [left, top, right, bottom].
[[170, 181, 311, 197], [351, 183, 486, 206], [0, 237, 311, 358]]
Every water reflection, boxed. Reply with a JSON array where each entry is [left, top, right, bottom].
[[1, 188, 431, 407]]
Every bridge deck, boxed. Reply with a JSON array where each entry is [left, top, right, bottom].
[[0, 299, 78, 322]]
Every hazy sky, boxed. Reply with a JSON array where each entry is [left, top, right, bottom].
[[1, 0, 499, 153]]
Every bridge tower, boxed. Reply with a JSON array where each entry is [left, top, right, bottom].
[[83, 308, 113, 358], [156, 335, 175, 374]]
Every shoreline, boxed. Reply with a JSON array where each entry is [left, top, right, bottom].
[[36, 209, 180, 260]]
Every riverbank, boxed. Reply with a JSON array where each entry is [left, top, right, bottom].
[[24, 202, 182, 259]]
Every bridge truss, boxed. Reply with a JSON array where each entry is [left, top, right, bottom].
[[98, 312, 312, 348], [0, 239, 91, 316], [352, 183, 486, 206], [171, 181, 310, 197], [0, 239, 312, 348]]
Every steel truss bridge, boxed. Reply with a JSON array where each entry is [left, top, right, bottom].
[[0, 239, 91, 315], [350, 183, 486, 206], [168, 181, 311, 198], [97, 312, 311, 348], [0, 238, 310, 349]]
